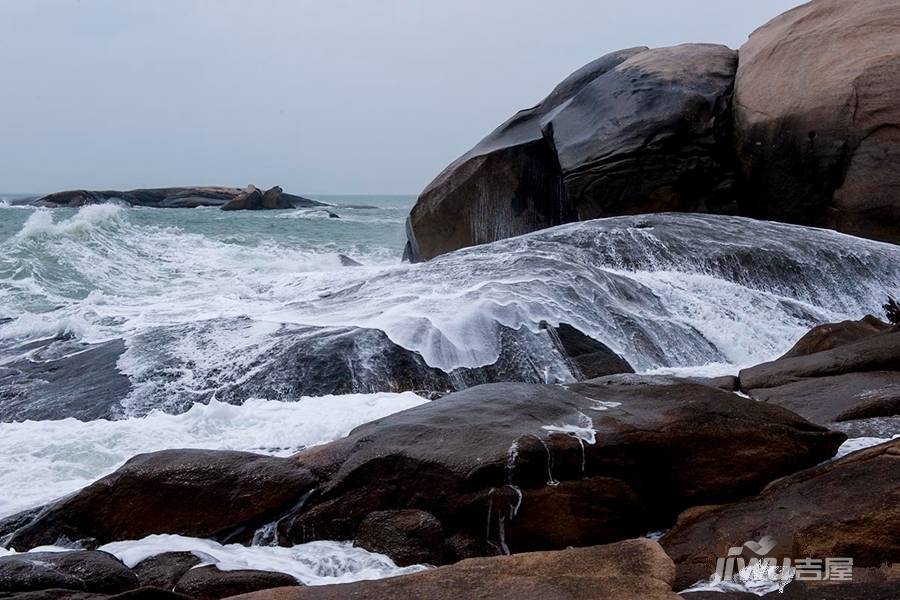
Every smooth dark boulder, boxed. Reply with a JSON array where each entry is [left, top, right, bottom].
[[217, 323, 633, 404], [5, 450, 316, 550], [545, 43, 738, 221], [275, 379, 842, 562], [354, 510, 444, 567], [174, 566, 297, 600], [544, 322, 634, 379], [33, 187, 323, 210], [132, 552, 201, 590], [0, 551, 137, 594], [661, 439, 900, 590], [739, 319, 900, 426], [223, 538, 680, 600], [405, 47, 646, 261], [221, 186, 264, 211], [734, 0, 900, 244], [0, 338, 130, 422]]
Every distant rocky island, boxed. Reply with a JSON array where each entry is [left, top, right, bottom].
[[29, 185, 324, 211]]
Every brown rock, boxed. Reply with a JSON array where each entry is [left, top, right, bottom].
[[219, 538, 680, 600], [779, 316, 893, 360], [6, 450, 317, 550], [276, 379, 842, 562], [132, 552, 202, 590], [0, 550, 138, 594], [174, 566, 297, 600], [354, 510, 444, 566], [221, 186, 264, 211], [734, 0, 900, 244], [661, 439, 900, 590]]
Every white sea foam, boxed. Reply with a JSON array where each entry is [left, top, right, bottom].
[[1, 535, 427, 585], [835, 435, 900, 459], [100, 535, 427, 585], [0, 392, 427, 519]]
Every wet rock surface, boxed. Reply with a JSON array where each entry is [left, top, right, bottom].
[[222, 538, 680, 600], [739, 317, 900, 426], [0, 551, 138, 594], [5, 450, 317, 549], [661, 439, 900, 590], [173, 566, 297, 600]]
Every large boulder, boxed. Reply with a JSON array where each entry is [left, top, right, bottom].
[[405, 47, 646, 261], [545, 43, 738, 221], [275, 378, 842, 562], [354, 510, 444, 567], [220, 186, 264, 211], [0, 551, 137, 594], [661, 439, 900, 590], [5, 450, 316, 550], [739, 319, 900, 427], [734, 0, 900, 244], [405, 43, 738, 261], [222, 538, 680, 600]]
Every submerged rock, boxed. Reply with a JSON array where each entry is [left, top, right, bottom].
[[739, 318, 900, 426], [661, 439, 900, 590], [276, 379, 842, 562], [734, 0, 900, 244], [222, 538, 680, 600], [0, 550, 137, 594], [0, 338, 130, 423], [5, 450, 316, 549]]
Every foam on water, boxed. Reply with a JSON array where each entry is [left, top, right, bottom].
[[1, 206, 899, 410], [1, 535, 427, 585], [0, 392, 426, 519]]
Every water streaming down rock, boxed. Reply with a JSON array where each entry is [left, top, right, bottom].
[[1, 206, 899, 418]]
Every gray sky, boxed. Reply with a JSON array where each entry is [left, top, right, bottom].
[[0, 0, 800, 195]]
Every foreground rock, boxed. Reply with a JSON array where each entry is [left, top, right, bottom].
[[276, 378, 841, 562], [734, 0, 900, 244], [661, 439, 900, 590], [405, 0, 900, 259], [3, 379, 842, 563], [0, 551, 137, 594], [739, 318, 900, 428], [6, 450, 315, 549], [227, 538, 680, 600], [173, 566, 297, 599], [33, 187, 323, 209]]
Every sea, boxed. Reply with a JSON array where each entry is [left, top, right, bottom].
[[1, 194, 899, 584]]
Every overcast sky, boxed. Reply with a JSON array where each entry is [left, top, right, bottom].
[[0, 1, 800, 195]]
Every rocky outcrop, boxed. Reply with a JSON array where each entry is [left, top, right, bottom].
[[661, 439, 900, 590], [5, 450, 316, 550], [406, 0, 900, 260], [223, 538, 680, 600], [132, 552, 201, 591], [221, 186, 299, 211], [33, 187, 323, 209], [0, 551, 137, 594], [739, 318, 900, 427], [275, 378, 841, 562], [734, 0, 900, 244]]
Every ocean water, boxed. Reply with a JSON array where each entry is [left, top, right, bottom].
[[2, 197, 899, 580]]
